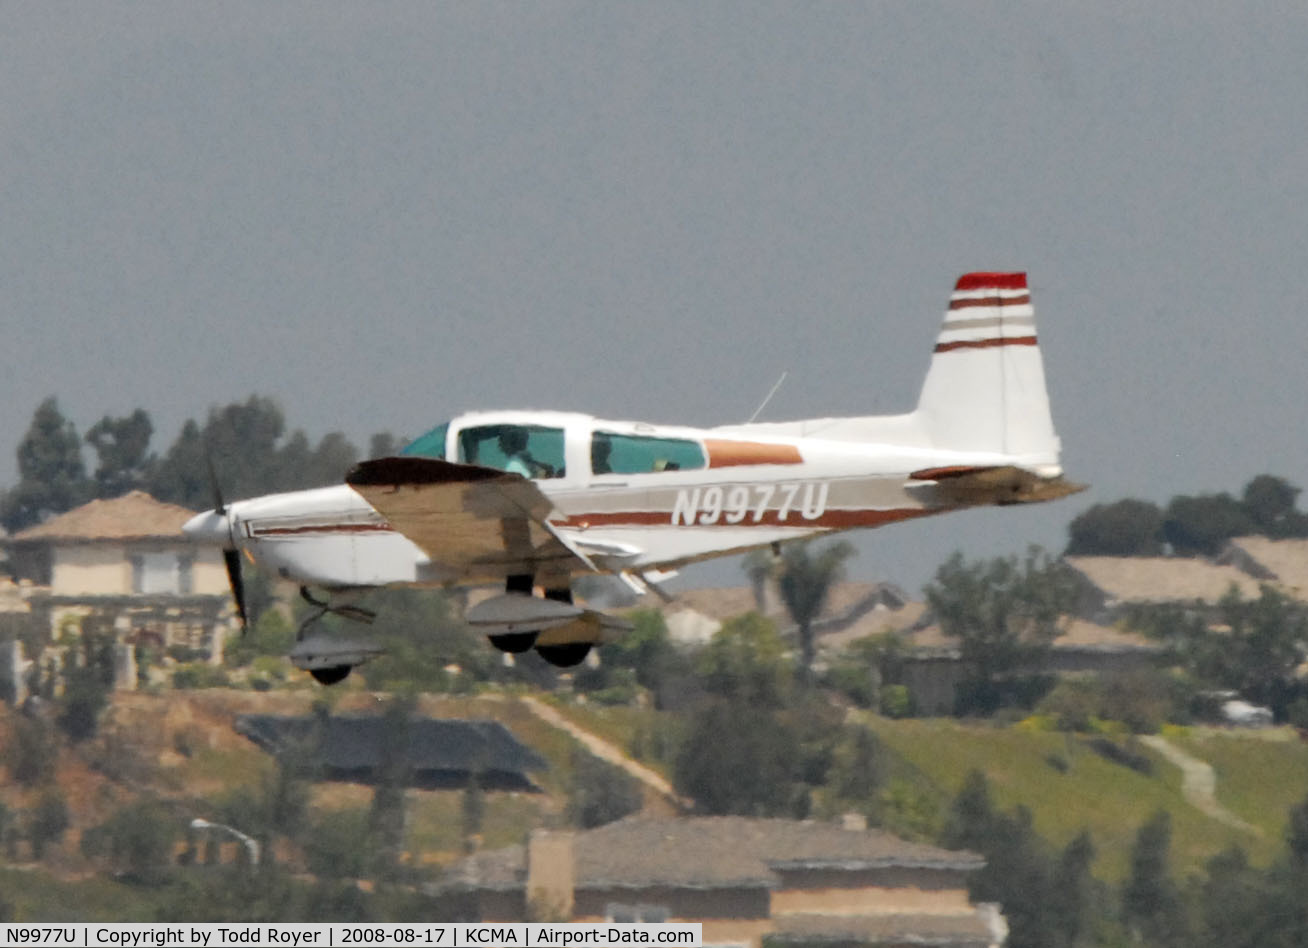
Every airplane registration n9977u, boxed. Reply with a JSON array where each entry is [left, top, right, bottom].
[[185, 272, 1083, 684]]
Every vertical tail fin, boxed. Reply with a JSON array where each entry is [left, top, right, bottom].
[[914, 272, 1061, 468]]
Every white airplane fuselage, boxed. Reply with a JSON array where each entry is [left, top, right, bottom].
[[189, 408, 1067, 592]]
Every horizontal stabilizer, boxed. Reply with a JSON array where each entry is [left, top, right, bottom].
[[909, 465, 1086, 506]]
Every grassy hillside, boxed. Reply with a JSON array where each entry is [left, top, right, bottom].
[[860, 716, 1287, 882], [1173, 728, 1308, 842], [552, 700, 1305, 883]]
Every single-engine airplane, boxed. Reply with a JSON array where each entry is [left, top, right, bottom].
[[185, 272, 1082, 684]]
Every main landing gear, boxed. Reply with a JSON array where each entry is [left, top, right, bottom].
[[484, 575, 594, 668]]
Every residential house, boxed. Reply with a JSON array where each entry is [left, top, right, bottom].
[[1062, 555, 1263, 624], [3, 491, 234, 671], [432, 816, 1005, 948], [660, 582, 915, 648], [1218, 536, 1308, 601]]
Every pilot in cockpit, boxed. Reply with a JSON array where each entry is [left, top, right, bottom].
[[499, 428, 548, 478]]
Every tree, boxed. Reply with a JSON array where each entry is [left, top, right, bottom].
[[368, 432, 404, 460], [1215, 585, 1308, 715], [148, 395, 364, 509], [695, 612, 795, 708], [827, 725, 884, 810], [942, 771, 1063, 948], [925, 547, 1076, 714], [674, 700, 803, 816], [359, 588, 496, 691], [1065, 499, 1165, 556], [1242, 474, 1308, 538], [1049, 831, 1098, 948], [1196, 846, 1277, 948], [1, 397, 92, 531], [1122, 810, 1187, 947], [587, 609, 692, 707], [303, 808, 374, 880], [775, 539, 857, 684], [81, 797, 178, 884], [1163, 492, 1255, 556], [56, 625, 116, 742], [27, 788, 69, 860], [7, 713, 58, 787], [85, 409, 155, 498], [566, 749, 643, 829]]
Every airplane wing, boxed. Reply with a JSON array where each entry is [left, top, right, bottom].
[[346, 457, 591, 580], [909, 465, 1086, 506]]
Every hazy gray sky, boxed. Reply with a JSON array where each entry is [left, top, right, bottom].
[[4, 2, 1307, 592]]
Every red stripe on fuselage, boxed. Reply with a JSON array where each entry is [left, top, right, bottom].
[[248, 523, 395, 538]]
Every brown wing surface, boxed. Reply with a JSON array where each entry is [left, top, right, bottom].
[[346, 457, 583, 580]]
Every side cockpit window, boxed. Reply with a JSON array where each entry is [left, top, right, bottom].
[[591, 432, 705, 475], [458, 425, 566, 479], [399, 423, 449, 460]]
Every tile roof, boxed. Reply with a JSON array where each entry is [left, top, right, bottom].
[[440, 817, 982, 893], [1064, 555, 1263, 606], [1223, 537, 1308, 600], [7, 491, 197, 543], [664, 583, 914, 634]]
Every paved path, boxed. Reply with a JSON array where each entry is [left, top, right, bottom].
[[1140, 735, 1260, 835], [517, 695, 691, 810]]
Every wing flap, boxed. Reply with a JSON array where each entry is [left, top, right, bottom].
[[346, 457, 586, 578]]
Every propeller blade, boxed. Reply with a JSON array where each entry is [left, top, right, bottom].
[[223, 548, 248, 631], [204, 450, 227, 516]]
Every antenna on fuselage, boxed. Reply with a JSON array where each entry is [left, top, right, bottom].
[[746, 370, 789, 424]]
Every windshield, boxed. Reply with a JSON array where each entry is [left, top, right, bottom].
[[399, 423, 449, 460]]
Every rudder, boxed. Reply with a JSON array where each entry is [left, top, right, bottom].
[[913, 272, 1061, 467]]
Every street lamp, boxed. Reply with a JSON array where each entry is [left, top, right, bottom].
[[190, 818, 261, 867]]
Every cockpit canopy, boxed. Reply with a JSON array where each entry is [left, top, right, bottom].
[[399, 416, 709, 480]]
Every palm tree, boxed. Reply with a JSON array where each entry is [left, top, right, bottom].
[[774, 539, 856, 684]]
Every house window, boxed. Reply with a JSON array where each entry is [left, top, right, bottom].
[[131, 552, 186, 595]]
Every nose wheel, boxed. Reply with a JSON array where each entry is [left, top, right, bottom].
[[293, 587, 382, 686]]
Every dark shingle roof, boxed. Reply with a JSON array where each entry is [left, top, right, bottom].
[[236, 714, 546, 790]]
